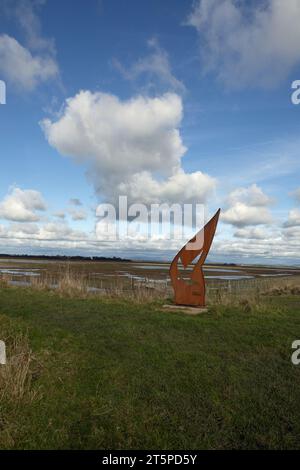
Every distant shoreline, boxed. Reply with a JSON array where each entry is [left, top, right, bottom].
[[0, 254, 132, 263], [0, 254, 299, 270]]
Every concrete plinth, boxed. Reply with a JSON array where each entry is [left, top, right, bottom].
[[162, 304, 208, 316]]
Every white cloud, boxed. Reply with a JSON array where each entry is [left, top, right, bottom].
[[41, 90, 216, 204], [0, 188, 298, 261], [0, 34, 58, 91], [186, 0, 300, 88], [222, 203, 273, 227], [0, 221, 87, 246], [0, 217, 184, 254], [0, 187, 46, 222], [227, 184, 273, 207], [234, 227, 268, 240], [118, 169, 216, 205], [38, 222, 87, 241], [54, 204, 87, 222], [1, 218, 299, 262], [222, 184, 273, 227], [113, 37, 185, 93], [213, 231, 300, 261], [8, 222, 40, 236], [283, 225, 300, 239], [69, 209, 87, 221], [283, 208, 300, 227], [214, 222, 300, 261]]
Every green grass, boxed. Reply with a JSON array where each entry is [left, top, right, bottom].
[[0, 286, 300, 449]]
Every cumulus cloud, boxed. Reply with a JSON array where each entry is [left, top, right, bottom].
[[38, 222, 87, 241], [0, 187, 46, 222], [186, 0, 300, 88], [8, 222, 40, 236], [0, 34, 58, 91], [0, 186, 90, 251], [234, 227, 268, 240], [41, 90, 216, 205], [69, 209, 87, 221], [222, 203, 273, 227], [222, 184, 273, 227], [227, 184, 273, 207], [283, 208, 300, 228], [117, 170, 216, 205], [113, 37, 185, 93]]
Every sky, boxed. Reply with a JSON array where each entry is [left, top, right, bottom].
[[0, 0, 300, 264]]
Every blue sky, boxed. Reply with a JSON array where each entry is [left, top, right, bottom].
[[0, 0, 300, 263]]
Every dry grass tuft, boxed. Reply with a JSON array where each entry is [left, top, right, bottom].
[[0, 316, 42, 448], [56, 271, 89, 298], [262, 284, 300, 297], [0, 331, 40, 402], [29, 266, 169, 303], [0, 273, 11, 288]]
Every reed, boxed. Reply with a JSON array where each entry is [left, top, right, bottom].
[[0, 265, 299, 306], [0, 328, 39, 403], [0, 273, 11, 288]]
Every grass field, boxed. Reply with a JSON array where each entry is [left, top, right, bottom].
[[0, 285, 300, 449]]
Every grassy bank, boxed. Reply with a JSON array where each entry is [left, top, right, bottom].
[[0, 286, 300, 449]]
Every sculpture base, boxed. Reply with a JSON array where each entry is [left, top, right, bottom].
[[163, 304, 208, 316]]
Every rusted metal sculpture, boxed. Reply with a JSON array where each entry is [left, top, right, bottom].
[[169, 209, 220, 307]]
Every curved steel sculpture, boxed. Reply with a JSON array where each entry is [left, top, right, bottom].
[[169, 209, 220, 307]]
